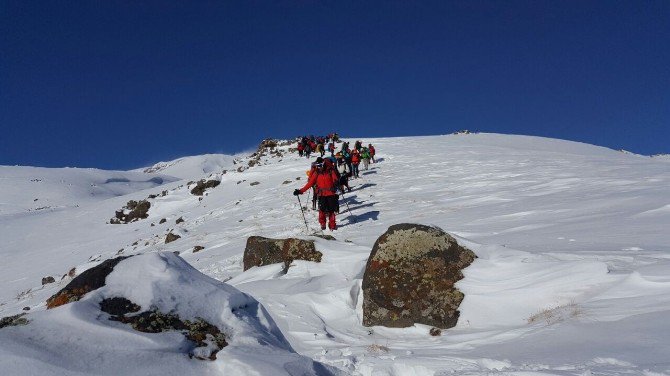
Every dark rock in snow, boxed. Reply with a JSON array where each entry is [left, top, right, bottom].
[[250, 181, 260, 186], [100, 297, 141, 316], [190, 179, 221, 196], [0, 313, 29, 329], [42, 276, 55, 285], [193, 245, 205, 253], [46, 257, 129, 309], [159, 218, 167, 224], [362, 224, 476, 329], [109, 200, 151, 224], [109, 307, 228, 360], [165, 233, 181, 244], [243, 236, 322, 271], [176, 216, 184, 224]]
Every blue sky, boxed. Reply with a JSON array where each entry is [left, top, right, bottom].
[[1, 1, 668, 169]]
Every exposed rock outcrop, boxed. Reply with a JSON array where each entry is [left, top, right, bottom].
[[362, 224, 476, 329], [165, 232, 181, 244], [98, 297, 227, 360], [243, 236, 322, 271], [47, 257, 129, 309], [0, 313, 29, 329], [110, 200, 151, 224], [190, 179, 221, 196]]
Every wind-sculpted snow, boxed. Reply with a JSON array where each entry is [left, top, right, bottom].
[[0, 252, 340, 375], [1, 133, 670, 374]]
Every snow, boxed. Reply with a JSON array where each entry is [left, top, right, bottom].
[[137, 153, 238, 179], [1, 133, 669, 375]]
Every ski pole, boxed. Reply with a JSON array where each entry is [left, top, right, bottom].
[[296, 195, 310, 232]]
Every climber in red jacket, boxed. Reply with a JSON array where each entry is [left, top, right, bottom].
[[294, 159, 340, 230]]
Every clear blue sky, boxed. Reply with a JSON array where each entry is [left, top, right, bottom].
[[1, 1, 668, 169]]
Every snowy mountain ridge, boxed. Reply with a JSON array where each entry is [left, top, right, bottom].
[[1, 133, 669, 375]]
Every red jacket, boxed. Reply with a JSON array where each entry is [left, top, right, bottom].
[[351, 153, 361, 164], [299, 167, 339, 197]]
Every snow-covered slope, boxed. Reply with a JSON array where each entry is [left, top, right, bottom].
[[138, 153, 237, 179], [1, 133, 669, 375], [0, 166, 178, 217]]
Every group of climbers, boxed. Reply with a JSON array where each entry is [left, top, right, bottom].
[[293, 135, 377, 231], [296, 134, 341, 159]]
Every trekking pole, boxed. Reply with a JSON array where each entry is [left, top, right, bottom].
[[296, 195, 310, 232], [339, 188, 355, 222]]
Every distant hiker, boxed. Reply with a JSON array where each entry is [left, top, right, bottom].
[[368, 144, 376, 163], [351, 149, 361, 178], [328, 142, 335, 156], [336, 153, 351, 192], [305, 142, 312, 158], [294, 159, 340, 230], [354, 140, 362, 151], [333, 133, 340, 143], [316, 142, 325, 157], [360, 147, 371, 171], [297, 142, 304, 157]]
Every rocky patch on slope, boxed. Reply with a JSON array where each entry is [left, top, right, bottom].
[[243, 236, 322, 271]]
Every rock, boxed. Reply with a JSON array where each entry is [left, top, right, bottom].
[[68, 267, 76, 277], [22, 307, 30, 311], [100, 297, 141, 316], [193, 245, 205, 253], [362, 224, 476, 329], [176, 216, 184, 224], [109, 200, 151, 224], [46, 257, 129, 309], [42, 276, 55, 285], [250, 181, 260, 186], [429, 327, 442, 336], [0, 313, 29, 329], [243, 236, 322, 271], [282, 180, 292, 185], [159, 218, 167, 224], [190, 179, 221, 196], [107, 304, 227, 360], [165, 233, 181, 244], [311, 233, 336, 241]]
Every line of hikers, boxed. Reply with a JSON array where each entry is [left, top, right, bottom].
[[293, 135, 377, 231]]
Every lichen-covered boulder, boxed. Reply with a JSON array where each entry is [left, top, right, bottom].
[[46, 256, 129, 309], [362, 224, 476, 329], [243, 236, 322, 271]]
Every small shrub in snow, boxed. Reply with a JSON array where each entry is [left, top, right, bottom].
[[527, 301, 583, 325], [366, 344, 389, 353]]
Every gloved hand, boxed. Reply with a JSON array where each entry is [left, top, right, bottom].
[[293, 189, 300, 196]]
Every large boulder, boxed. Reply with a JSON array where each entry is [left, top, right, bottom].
[[46, 256, 129, 309], [362, 224, 476, 329], [243, 236, 322, 271]]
